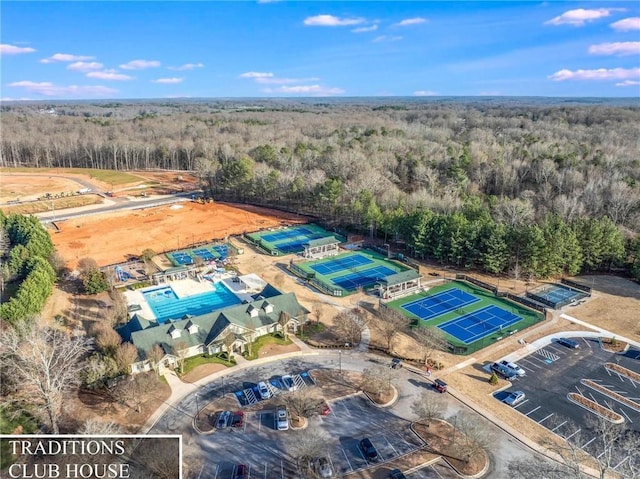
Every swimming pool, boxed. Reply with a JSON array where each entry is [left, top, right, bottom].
[[142, 283, 242, 323]]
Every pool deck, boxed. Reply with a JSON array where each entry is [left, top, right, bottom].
[[124, 276, 255, 322]]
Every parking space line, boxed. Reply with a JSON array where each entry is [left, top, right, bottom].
[[551, 420, 567, 432], [619, 408, 632, 423], [582, 437, 597, 449], [341, 448, 353, 472], [525, 406, 541, 416], [280, 460, 284, 479], [565, 428, 581, 440], [564, 428, 582, 441], [356, 445, 367, 463], [383, 436, 399, 456], [630, 379, 637, 389], [575, 385, 584, 395], [370, 439, 386, 461], [212, 464, 218, 479], [264, 463, 267, 479], [588, 392, 599, 403], [538, 413, 554, 424], [513, 399, 529, 409], [614, 456, 630, 470], [520, 358, 544, 369], [605, 368, 612, 377], [581, 337, 591, 348]]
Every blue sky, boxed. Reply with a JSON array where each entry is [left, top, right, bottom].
[[1, 1, 639, 100]]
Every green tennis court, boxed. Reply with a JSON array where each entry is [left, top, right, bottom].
[[386, 281, 544, 354]]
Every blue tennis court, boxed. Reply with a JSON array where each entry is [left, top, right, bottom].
[[529, 284, 586, 307], [170, 252, 194, 265], [193, 248, 215, 261], [332, 265, 397, 290], [438, 305, 522, 344], [310, 254, 373, 275], [212, 245, 228, 259], [261, 227, 313, 243], [402, 288, 479, 321]]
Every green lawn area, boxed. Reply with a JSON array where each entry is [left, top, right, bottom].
[[0, 167, 144, 185], [1, 407, 37, 469], [387, 280, 544, 354], [179, 354, 235, 376], [245, 333, 292, 360]]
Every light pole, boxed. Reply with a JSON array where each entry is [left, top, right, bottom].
[[195, 393, 200, 420], [338, 350, 342, 374]]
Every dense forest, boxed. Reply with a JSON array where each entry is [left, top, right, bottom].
[[2, 99, 640, 279]]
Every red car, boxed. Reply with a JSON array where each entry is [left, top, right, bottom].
[[231, 411, 244, 428]]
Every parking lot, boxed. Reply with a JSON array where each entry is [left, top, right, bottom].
[[197, 394, 428, 479], [494, 337, 640, 475]]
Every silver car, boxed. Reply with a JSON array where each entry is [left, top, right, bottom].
[[503, 391, 526, 407], [257, 381, 271, 400], [499, 360, 525, 377], [313, 456, 333, 478], [276, 406, 289, 431], [280, 374, 295, 391]]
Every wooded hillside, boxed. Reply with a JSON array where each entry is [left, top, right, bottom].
[[2, 99, 639, 279]]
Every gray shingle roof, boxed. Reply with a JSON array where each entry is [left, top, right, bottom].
[[305, 236, 340, 248], [120, 292, 309, 359], [379, 269, 421, 286]]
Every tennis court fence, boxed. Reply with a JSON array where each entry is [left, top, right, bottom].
[[561, 278, 592, 294], [455, 274, 497, 295]]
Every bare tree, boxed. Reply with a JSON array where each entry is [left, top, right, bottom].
[[361, 366, 394, 402], [114, 342, 138, 374], [413, 326, 448, 365], [374, 309, 410, 353], [312, 303, 324, 325], [411, 392, 446, 427], [78, 418, 124, 435], [146, 344, 165, 373], [448, 412, 495, 463], [507, 456, 571, 479], [174, 340, 190, 374], [278, 311, 290, 340], [113, 372, 159, 414], [128, 436, 181, 479], [282, 389, 318, 422], [0, 325, 89, 434], [333, 308, 368, 346], [93, 323, 122, 353], [286, 427, 330, 476], [77, 257, 99, 275]]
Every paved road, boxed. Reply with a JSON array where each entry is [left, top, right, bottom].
[[150, 352, 539, 479]]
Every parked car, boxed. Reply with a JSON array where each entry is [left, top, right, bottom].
[[557, 337, 580, 349], [360, 438, 379, 462], [216, 411, 230, 429], [231, 411, 244, 428], [234, 464, 248, 479], [491, 362, 518, 380], [502, 391, 526, 407], [312, 456, 334, 478], [276, 406, 289, 431], [281, 374, 295, 391], [499, 360, 526, 377], [433, 379, 448, 393], [390, 358, 403, 369], [257, 381, 271, 400], [389, 469, 408, 479]]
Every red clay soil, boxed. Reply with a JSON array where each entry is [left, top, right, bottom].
[[51, 201, 306, 269]]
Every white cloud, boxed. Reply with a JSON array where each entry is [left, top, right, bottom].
[[393, 17, 427, 27], [264, 85, 345, 95], [119, 59, 161, 70], [545, 8, 624, 26], [1, 44, 36, 55], [7, 80, 117, 97], [303, 15, 365, 27], [352, 24, 378, 33], [86, 70, 134, 81], [611, 17, 640, 31], [588, 42, 640, 56], [67, 61, 104, 72], [615, 80, 640, 87], [549, 67, 640, 81], [168, 63, 204, 71], [40, 53, 94, 63], [239, 71, 274, 79], [152, 77, 184, 84], [255, 76, 319, 85], [373, 35, 403, 43], [413, 90, 438, 96]]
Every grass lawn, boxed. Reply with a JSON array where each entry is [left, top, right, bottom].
[[386, 280, 543, 354], [0, 167, 144, 185], [1, 407, 37, 469], [296, 322, 326, 340], [245, 333, 292, 360], [179, 354, 235, 376]]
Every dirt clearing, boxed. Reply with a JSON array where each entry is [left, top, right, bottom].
[[51, 201, 306, 269]]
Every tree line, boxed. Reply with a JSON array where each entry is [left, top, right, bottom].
[[0, 212, 57, 324]]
